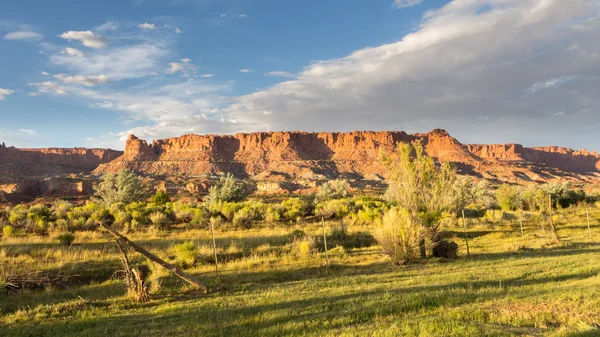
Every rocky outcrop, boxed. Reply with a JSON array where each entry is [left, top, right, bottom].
[[2, 130, 599, 200]]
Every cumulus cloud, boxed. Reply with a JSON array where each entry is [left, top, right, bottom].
[[138, 23, 156, 30], [3, 31, 43, 41], [0, 88, 15, 100], [41, 71, 49, 76], [266, 71, 294, 78], [201, 74, 215, 78], [239, 68, 251, 73], [28, 81, 68, 95], [54, 74, 110, 87], [393, 0, 424, 8], [218, 0, 600, 148], [59, 31, 107, 48], [62, 47, 84, 58]]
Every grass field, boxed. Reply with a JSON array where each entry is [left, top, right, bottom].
[[1, 207, 600, 337]]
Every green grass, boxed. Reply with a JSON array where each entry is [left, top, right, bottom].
[[1, 208, 600, 337]]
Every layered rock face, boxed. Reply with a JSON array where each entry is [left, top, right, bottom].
[[0, 143, 121, 200], [2, 130, 599, 200], [96, 129, 600, 192]]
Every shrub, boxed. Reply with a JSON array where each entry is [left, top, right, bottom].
[[232, 207, 253, 229], [221, 202, 243, 222], [282, 198, 309, 222], [372, 207, 423, 263], [328, 245, 348, 259], [173, 202, 194, 223], [291, 235, 315, 259], [285, 229, 306, 243], [173, 241, 197, 268], [316, 179, 350, 201], [330, 220, 347, 240], [149, 212, 171, 230], [151, 190, 171, 206], [8, 205, 28, 226], [316, 199, 351, 219], [209, 216, 223, 230], [2, 225, 14, 238], [56, 232, 76, 247], [55, 219, 69, 231], [265, 205, 284, 224], [191, 208, 208, 228], [53, 200, 74, 219]]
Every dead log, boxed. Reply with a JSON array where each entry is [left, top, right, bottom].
[[99, 222, 207, 293]]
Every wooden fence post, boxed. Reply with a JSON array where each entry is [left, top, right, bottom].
[[210, 219, 219, 277], [322, 217, 329, 270], [519, 209, 524, 239], [586, 206, 592, 241]]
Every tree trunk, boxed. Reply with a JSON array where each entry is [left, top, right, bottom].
[[99, 222, 207, 293]]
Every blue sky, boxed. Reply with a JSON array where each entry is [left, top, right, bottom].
[[0, 0, 599, 151]]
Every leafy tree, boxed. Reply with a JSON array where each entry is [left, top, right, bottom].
[[205, 173, 245, 206], [94, 169, 148, 207], [496, 184, 520, 211], [376, 141, 457, 261]]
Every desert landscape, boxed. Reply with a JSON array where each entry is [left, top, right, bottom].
[[2, 0, 600, 336]]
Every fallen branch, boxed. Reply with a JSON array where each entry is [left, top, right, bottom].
[[98, 222, 207, 293]]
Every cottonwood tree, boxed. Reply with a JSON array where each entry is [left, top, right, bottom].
[[374, 141, 457, 262], [95, 169, 148, 207], [205, 173, 245, 207]]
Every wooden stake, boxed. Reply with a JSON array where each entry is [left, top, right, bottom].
[[322, 217, 329, 270], [462, 209, 470, 256], [210, 218, 219, 277], [99, 222, 207, 292]]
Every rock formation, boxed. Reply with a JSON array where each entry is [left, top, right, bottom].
[[1, 129, 599, 200]]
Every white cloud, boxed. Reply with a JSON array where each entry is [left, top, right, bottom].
[[54, 74, 110, 87], [18, 129, 37, 135], [166, 59, 197, 77], [266, 71, 294, 78], [62, 47, 85, 58], [0, 88, 15, 100], [28, 92, 41, 97], [28, 81, 68, 95], [138, 23, 156, 30], [95, 21, 120, 32], [51, 44, 169, 80], [393, 0, 424, 8], [201, 74, 215, 78], [219, 0, 600, 148], [59, 31, 107, 49], [238, 14, 248, 18], [239, 68, 251, 73], [41, 71, 49, 76], [3, 31, 43, 41], [220, 14, 227, 18]]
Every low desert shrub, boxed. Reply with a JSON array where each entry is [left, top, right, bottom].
[[2, 225, 14, 238], [150, 212, 171, 230], [56, 232, 76, 247], [173, 241, 198, 268]]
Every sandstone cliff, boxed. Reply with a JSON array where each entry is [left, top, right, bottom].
[[2, 130, 599, 200]]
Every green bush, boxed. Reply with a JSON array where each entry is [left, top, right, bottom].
[[285, 229, 306, 243], [316, 199, 351, 219], [316, 179, 350, 201], [173, 241, 198, 268], [151, 190, 171, 206], [56, 232, 76, 247], [265, 205, 284, 224], [282, 198, 310, 222], [328, 245, 348, 259], [2, 225, 14, 238], [232, 207, 253, 229], [149, 212, 171, 230]]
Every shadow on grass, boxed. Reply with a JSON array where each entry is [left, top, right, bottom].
[[4, 262, 597, 337]]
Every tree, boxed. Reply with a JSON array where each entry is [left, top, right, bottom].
[[496, 184, 520, 211], [205, 173, 245, 206], [376, 141, 457, 262], [95, 169, 148, 207]]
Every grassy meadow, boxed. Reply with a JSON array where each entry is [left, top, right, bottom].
[[1, 205, 600, 337]]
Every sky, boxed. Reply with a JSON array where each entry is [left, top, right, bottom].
[[0, 0, 599, 151]]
